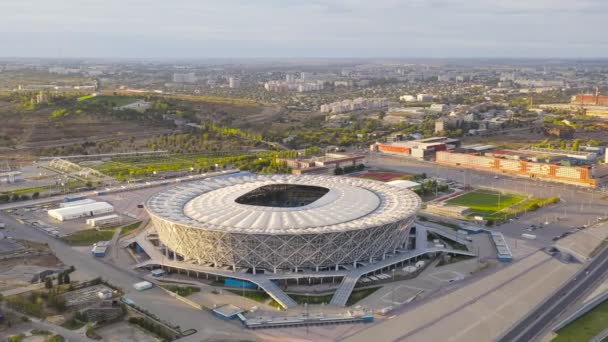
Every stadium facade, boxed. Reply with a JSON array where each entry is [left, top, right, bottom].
[[146, 174, 421, 273]]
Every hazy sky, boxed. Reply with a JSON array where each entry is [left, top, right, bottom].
[[1, 0, 607, 58]]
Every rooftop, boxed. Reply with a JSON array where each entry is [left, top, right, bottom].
[[146, 174, 421, 235]]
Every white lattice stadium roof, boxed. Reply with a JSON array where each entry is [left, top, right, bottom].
[[146, 174, 421, 234]]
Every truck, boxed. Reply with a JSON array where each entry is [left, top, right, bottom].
[[521, 233, 537, 240], [0, 223, 5, 229], [133, 281, 153, 291]]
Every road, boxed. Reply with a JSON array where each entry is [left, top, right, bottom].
[[498, 245, 608, 342], [0, 211, 257, 342], [0, 169, 239, 211]]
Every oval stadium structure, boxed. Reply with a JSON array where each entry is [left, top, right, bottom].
[[146, 174, 421, 273]]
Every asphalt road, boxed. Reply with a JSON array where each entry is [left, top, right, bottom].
[[498, 246, 608, 342]]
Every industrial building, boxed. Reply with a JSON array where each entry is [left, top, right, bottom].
[[146, 175, 421, 273], [276, 153, 365, 175], [370, 137, 461, 160], [48, 202, 114, 221], [0, 171, 22, 184], [86, 214, 121, 227], [436, 151, 596, 187]]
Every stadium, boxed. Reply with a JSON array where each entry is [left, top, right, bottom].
[[146, 174, 421, 273]]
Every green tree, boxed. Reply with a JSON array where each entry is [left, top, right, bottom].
[[44, 277, 53, 289]]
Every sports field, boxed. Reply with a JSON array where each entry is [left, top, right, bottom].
[[446, 190, 524, 217]]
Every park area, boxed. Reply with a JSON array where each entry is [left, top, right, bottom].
[[88, 152, 252, 180], [446, 189, 559, 222]]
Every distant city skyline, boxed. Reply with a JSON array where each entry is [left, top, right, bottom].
[[1, 0, 607, 59]]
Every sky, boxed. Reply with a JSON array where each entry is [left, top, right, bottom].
[[1, 0, 607, 59]]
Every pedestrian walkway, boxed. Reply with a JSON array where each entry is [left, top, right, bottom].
[[329, 223, 476, 307]]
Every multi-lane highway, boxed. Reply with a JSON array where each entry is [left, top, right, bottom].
[[499, 245, 608, 342]]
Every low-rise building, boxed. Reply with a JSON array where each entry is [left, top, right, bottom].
[[276, 153, 365, 175], [48, 202, 114, 221], [370, 137, 461, 160]]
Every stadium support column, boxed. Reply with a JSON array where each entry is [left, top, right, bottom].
[[253, 267, 256, 275], [273, 267, 277, 274]]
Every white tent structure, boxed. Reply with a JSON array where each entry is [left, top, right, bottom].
[[48, 202, 114, 222]]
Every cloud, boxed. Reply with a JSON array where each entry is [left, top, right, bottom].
[[0, 0, 606, 57]]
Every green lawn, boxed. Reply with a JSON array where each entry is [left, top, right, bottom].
[[62, 229, 115, 245], [346, 287, 382, 306], [289, 293, 334, 305], [446, 190, 524, 216], [120, 221, 142, 235], [161, 285, 200, 297], [61, 318, 86, 330], [78, 95, 140, 107], [90, 151, 253, 180], [553, 300, 608, 342]]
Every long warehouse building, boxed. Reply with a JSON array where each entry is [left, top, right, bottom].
[[48, 202, 114, 222]]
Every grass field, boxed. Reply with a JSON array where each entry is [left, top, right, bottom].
[[161, 285, 200, 297], [62, 229, 115, 245], [553, 300, 608, 342], [90, 151, 253, 180], [346, 287, 382, 306], [446, 190, 524, 217], [119, 221, 142, 235]]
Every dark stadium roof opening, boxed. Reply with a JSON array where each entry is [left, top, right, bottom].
[[234, 184, 330, 208]]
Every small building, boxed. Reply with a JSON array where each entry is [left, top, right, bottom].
[[92, 241, 110, 257], [0, 171, 22, 184], [48, 202, 114, 221], [213, 304, 244, 320], [86, 214, 121, 227], [543, 125, 574, 139]]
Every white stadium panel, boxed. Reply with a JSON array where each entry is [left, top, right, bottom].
[[146, 175, 421, 272]]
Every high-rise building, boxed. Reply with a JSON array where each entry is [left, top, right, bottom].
[[286, 74, 295, 83], [173, 72, 197, 84], [229, 77, 241, 89]]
